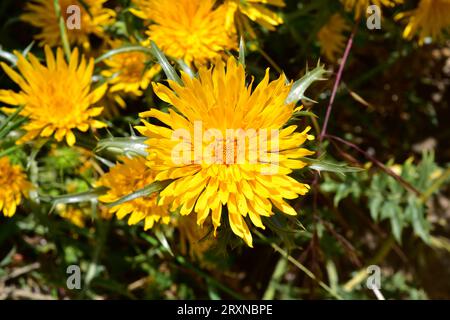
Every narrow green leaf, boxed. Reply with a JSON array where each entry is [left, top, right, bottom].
[[95, 136, 149, 157], [44, 187, 108, 205], [95, 46, 153, 64], [0, 46, 17, 65], [305, 158, 364, 175], [154, 229, 174, 256], [369, 195, 383, 221], [106, 180, 171, 208], [150, 41, 183, 85], [0, 105, 25, 137], [238, 36, 246, 67], [0, 145, 21, 158], [176, 59, 195, 78]]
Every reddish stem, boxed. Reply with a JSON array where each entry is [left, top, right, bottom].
[[319, 26, 358, 142]]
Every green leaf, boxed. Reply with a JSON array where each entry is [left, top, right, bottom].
[[94, 45, 153, 64], [369, 195, 383, 221], [106, 180, 172, 208], [334, 183, 351, 207], [0, 105, 26, 139], [150, 41, 183, 85], [0, 45, 17, 65], [0, 145, 21, 159], [390, 211, 403, 244], [44, 187, 108, 205], [238, 36, 246, 67], [95, 136, 149, 157], [286, 63, 328, 104], [176, 59, 195, 78], [154, 229, 174, 256], [305, 158, 364, 175], [408, 198, 430, 243]]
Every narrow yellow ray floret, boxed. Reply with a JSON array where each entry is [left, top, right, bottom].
[[0, 46, 107, 146], [136, 57, 315, 247]]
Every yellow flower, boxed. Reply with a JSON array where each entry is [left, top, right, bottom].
[[0, 46, 107, 146], [138, 0, 236, 66], [178, 215, 214, 265], [341, 0, 403, 20], [98, 156, 170, 230], [396, 0, 450, 44], [136, 57, 314, 247], [317, 14, 351, 62], [225, 0, 285, 36], [57, 204, 86, 228], [21, 0, 115, 50], [0, 157, 32, 218], [101, 51, 161, 97]]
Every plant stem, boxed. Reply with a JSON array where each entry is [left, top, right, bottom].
[[255, 230, 343, 300], [53, 0, 71, 61], [326, 134, 421, 196], [319, 26, 357, 142]]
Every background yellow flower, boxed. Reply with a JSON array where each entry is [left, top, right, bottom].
[[98, 156, 170, 230], [21, 0, 115, 50], [0, 46, 107, 146], [317, 14, 351, 62], [225, 0, 285, 36], [101, 50, 160, 97], [140, 0, 237, 66], [396, 0, 450, 44], [341, 0, 403, 20], [0, 157, 32, 218]]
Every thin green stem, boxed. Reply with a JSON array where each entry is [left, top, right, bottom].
[[53, 0, 71, 61], [255, 230, 343, 300]]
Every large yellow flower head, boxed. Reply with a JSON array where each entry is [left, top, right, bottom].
[[136, 57, 315, 247], [396, 0, 450, 44], [0, 47, 107, 146], [21, 0, 115, 50], [98, 156, 170, 230], [225, 0, 285, 36], [0, 157, 32, 218], [138, 0, 236, 66], [317, 14, 351, 62], [341, 0, 403, 20], [101, 51, 161, 97]]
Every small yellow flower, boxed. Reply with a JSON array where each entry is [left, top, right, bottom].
[[101, 50, 161, 97], [21, 0, 115, 50], [225, 0, 285, 36], [136, 0, 236, 66], [396, 0, 450, 44], [178, 215, 214, 265], [98, 156, 170, 230], [136, 57, 314, 247], [0, 46, 107, 146], [341, 0, 403, 20], [0, 157, 32, 218], [57, 204, 86, 228], [317, 14, 351, 62]]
